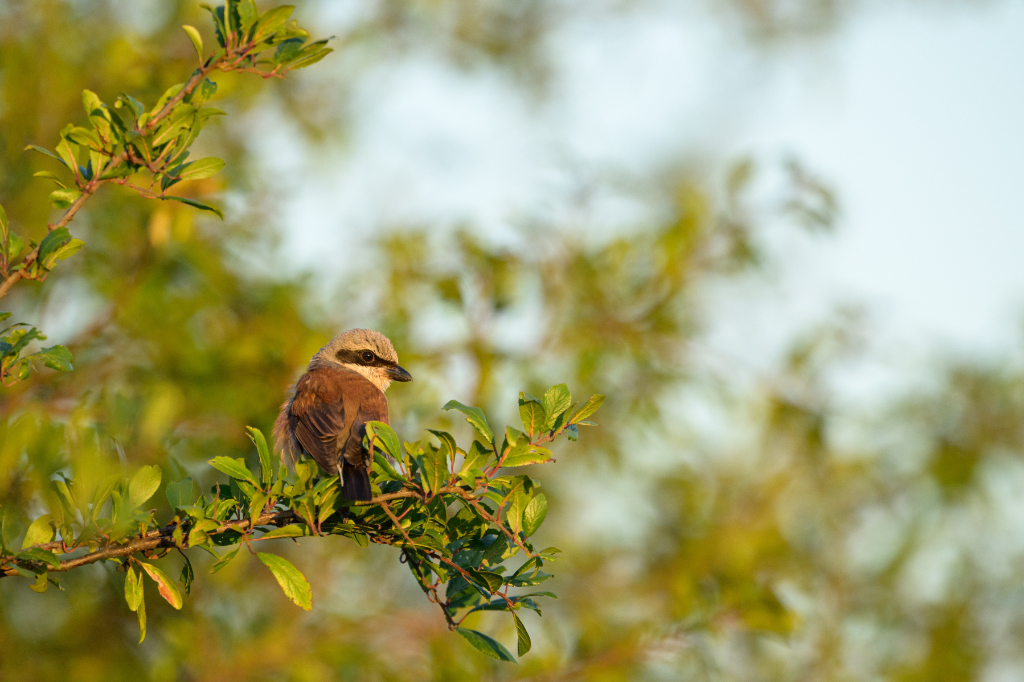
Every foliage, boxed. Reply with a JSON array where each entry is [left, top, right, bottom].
[[0, 0, 606, 662], [0, 0, 330, 385], [0, 385, 600, 661], [0, 0, 1015, 681]]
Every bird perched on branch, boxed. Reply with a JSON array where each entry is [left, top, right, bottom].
[[274, 329, 412, 501]]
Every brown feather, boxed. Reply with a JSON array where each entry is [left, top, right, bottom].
[[274, 365, 389, 501]]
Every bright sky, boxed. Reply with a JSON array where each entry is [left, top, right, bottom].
[[735, 0, 1024, 359], [274, 0, 1024, 384]]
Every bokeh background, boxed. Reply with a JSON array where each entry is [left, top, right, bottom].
[[2, 0, 1024, 679]]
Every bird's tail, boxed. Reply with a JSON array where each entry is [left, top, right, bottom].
[[341, 464, 372, 502]]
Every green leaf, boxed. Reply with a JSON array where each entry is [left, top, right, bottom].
[[541, 384, 572, 432], [456, 628, 517, 663], [365, 421, 401, 461], [460, 440, 493, 476], [36, 227, 76, 269], [506, 491, 528, 535], [257, 552, 312, 610], [208, 457, 259, 486], [274, 37, 306, 64], [128, 465, 162, 509], [417, 444, 447, 494], [64, 126, 100, 149], [6, 233, 24, 262], [572, 394, 605, 424], [287, 47, 333, 70], [32, 171, 66, 188], [41, 239, 84, 270], [24, 344, 72, 373], [117, 93, 145, 120], [246, 426, 273, 487], [237, 0, 258, 32], [17, 548, 61, 570], [139, 561, 183, 609], [24, 145, 68, 168], [28, 570, 48, 593], [373, 452, 403, 482], [443, 400, 495, 447], [125, 565, 144, 611], [518, 394, 545, 437], [48, 188, 81, 210], [513, 612, 532, 657], [522, 493, 548, 537], [180, 554, 195, 596], [135, 596, 147, 643], [81, 88, 101, 112], [182, 24, 204, 62], [159, 195, 224, 219], [501, 446, 553, 469], [166, 477, 198, 509], [253, 5, 295, 40], [508, 571, 553, 587], [466, 567, 504, 594], [480, 534, 508, 566], [428, 429, 457, 471], [261, 524, 306, 539], [21, 514, 54, 548], [210, 546, 239, 573], [0, 202, 6, 236], [177, 157, 225, 181]]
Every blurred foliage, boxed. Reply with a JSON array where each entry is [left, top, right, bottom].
[[0, 0, 1019, 681]]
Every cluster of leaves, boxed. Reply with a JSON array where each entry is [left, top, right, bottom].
[[0, 1, 330, 386], [0, 205, 78, 385], [0, 385, 602, 661]]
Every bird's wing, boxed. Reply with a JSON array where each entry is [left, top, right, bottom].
[[287, 366, 357, 475], [341, 388, 390, 469]]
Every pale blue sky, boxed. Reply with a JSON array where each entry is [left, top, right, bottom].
[[268, 0, 1024, 389]]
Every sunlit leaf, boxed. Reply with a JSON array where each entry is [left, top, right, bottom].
[[456, 628, 516, 663], [444, 400, 495, 447], [541, 384, 572, 432], [260, 524, 307, 539], [128, 465, 162, 509], [21, 515, 54, 549], [125, 566, 144, 613], [522, 494, 547, 537], [139, 561, 183, 609], [159, 196, 224, 219], [513, 612, 532, 656], [182, 25, 204, 62], [210, 547, 240, 574], [365, 421, 402, 461], [208, 457, 258, 486], [177, 157, 225, 181], [246, 427, 273, 487], [572, 394, 605, 424], [257, 552, 312, 610]]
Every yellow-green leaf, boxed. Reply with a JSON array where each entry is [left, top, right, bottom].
[[128, 465, 162, 508], [457, 627, 517, 663], [182, 24, 204, 62], [21, 514, 54, 548], [257, 552, 312, 610], [139, 561, 183, 609]]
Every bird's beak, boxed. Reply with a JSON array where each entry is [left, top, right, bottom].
[[388, 365, 413, 382]]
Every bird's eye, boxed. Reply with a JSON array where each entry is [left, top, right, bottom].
[[361, 351, 375, 363]]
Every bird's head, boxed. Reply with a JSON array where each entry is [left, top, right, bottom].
[[311, 328, 413, 392]]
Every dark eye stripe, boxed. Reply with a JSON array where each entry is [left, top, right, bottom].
[[335, 349, 397, 367]]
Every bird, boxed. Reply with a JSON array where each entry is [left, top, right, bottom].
[[274, 328, 412, 501]]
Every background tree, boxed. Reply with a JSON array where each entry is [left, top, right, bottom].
[[1, 0, 1021, 680]]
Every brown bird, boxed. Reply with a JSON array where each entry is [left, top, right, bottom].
[[274, 329, 412, 501]]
